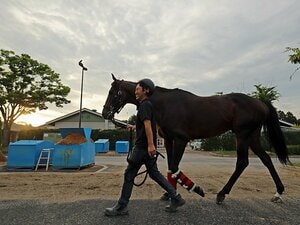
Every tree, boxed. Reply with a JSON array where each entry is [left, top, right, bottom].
[[277, 110, 298, 125], [277, 110, 286, 121], [286, 47, 300, 80], [250, 84, 280, 103], [285, 112, 297, 124], [0, 49, 71, 147]]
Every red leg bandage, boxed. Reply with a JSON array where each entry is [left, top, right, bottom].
[[172, 170, 196, 192], [167, 171, 177, 189]]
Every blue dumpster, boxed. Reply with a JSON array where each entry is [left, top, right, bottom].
[[95, 139, 109, 153], [7, 140, 54, 169], [115, 141, 129, 153], [52, 128, 95, 169]]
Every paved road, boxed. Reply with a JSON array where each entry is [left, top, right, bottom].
[[1, 198, 299, 225], [95, 150, 300, 168]]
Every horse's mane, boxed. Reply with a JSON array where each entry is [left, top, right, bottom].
[[155, 86, 197, 96], [122, 80, 136, 86], [122, 80, 197, 96]]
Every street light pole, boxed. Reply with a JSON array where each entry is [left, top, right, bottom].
[[78, 60, 88, 128]]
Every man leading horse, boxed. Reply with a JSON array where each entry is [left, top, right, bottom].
[[104, 78, 186, 216]]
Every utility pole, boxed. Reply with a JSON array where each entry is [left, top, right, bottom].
[[78, 60, 88, 128]]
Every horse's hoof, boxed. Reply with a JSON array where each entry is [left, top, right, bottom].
[[271, 196, 283, 203], [216, 193, 225, 204], [271, 192, 283, 203], [194, 186, 205, 197]]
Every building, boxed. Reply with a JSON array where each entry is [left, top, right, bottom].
[[279, 120, 295, 128], [40, 108, 119, 130]]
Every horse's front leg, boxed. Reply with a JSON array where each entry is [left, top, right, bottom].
[[169, 138, 205, 198], [159, 137, 178, 201], [164, 138, 177, 189]]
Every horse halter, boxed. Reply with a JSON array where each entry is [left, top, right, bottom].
[[103, 87, 126, 119], [114, 90, 125, 113]]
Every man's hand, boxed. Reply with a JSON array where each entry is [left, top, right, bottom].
[[127, 125, 136, 131], [148, 143, 157, 157]]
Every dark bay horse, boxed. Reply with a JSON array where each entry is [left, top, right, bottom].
[[102, 74, 289, 204]]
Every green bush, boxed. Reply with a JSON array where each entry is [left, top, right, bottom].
[[201, 132, 235, 151], [92, 129, 134, 150], [200, 130, 300, 153], [18, 129, 45, 140], [283, 130, 300, 145], [287, 145, 300, 155]]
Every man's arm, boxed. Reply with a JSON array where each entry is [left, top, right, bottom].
[[144, 119, 156, 157]]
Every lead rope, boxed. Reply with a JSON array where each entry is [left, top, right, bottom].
[[126, 150, 165, 187], [111, 117, 165, 186]]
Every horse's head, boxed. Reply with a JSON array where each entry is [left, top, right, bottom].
[[102, 74, 136, 119]]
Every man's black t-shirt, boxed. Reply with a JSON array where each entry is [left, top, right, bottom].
[[135, 99, 157, 149]]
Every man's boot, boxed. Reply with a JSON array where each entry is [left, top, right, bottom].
[[104, 203, 129, 216], [165, 194, 185, 212], [160, 192, 171, 201]]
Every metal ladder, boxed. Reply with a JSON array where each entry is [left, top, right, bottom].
[[35, 148, 52, 171]]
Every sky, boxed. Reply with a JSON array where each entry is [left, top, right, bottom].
[[0, 0, 299, 126]]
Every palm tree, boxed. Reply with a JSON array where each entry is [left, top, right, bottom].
[[251, 84, 281, 151], [251, 84, 280, 103]]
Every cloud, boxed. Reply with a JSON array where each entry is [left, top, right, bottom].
[[1, 0, 300, 125]]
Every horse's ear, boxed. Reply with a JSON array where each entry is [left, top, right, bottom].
[[111, 73, 117, 81]]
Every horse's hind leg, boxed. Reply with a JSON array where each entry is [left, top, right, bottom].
[[216, 136, 249, 204], [250, 132, 285, 203]]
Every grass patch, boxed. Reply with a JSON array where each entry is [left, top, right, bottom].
[[292, 162, 300, 167], [210, 150, 277, 157], [211, 150, 236, 157]]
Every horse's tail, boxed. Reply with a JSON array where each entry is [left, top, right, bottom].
[[264, 101, 290, 165]]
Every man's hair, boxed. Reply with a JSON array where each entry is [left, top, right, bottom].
[[137, 78, 155, 96]]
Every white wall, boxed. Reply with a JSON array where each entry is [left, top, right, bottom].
[[49, 120, 115, 130]]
